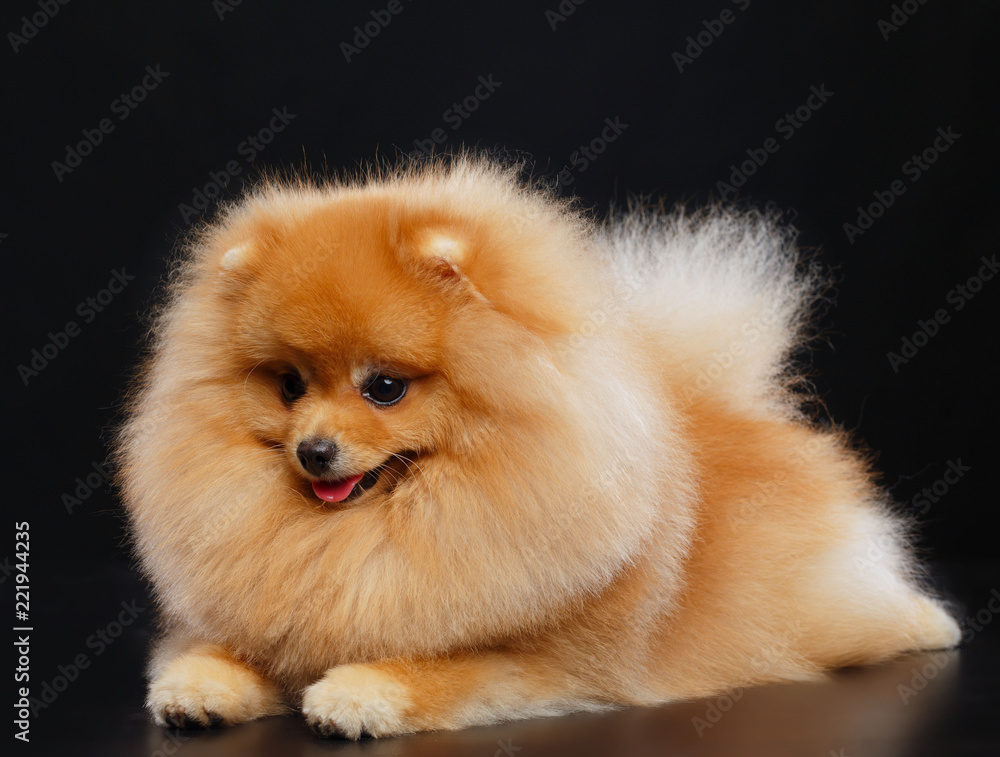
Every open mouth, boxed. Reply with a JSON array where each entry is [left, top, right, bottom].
[[311, 466, 383, 503], [307, 450, 424, 504]]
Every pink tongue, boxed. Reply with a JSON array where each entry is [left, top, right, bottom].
[[312, 474, 365, 503]]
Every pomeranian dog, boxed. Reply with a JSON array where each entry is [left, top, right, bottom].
[[117, 154, 959, 738]]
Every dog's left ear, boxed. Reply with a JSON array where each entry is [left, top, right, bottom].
[[400, 217, 585, 335], [408, 228, 468, 279], [402, 224, 486, 299]]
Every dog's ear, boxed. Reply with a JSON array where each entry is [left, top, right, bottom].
[[210, 221, 281, 297], [214, 223, 280, 272], [398, 219, 584, 335], [399, 223, 488, 301], [211, 238, 263, 302], [406, 227, 469, 281], [219, 241, 252, 271]]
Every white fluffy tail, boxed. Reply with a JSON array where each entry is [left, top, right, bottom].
[[599, 206, 823, 415]]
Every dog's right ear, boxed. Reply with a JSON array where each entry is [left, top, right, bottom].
[[219, 242, 251, 271], [208, 220, 281, 298], [210, 238, 262, 302]]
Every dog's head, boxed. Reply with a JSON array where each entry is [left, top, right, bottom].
[[203, 169, 594, 507]]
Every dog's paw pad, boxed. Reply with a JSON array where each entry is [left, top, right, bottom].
[[158, 703, 223, 729], [148, 652, 284, 728], [301, 664, 412, 739]]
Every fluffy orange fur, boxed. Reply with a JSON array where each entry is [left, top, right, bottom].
[[117, 155, 959, 737]]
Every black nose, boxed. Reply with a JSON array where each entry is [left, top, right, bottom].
[[297, 439, 338, 476]]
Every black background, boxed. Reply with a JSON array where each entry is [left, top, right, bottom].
[[3, 1, 998, 754]]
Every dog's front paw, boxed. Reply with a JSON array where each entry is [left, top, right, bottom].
[[148, 650, 284, 728], [301, 664, 413, 739]]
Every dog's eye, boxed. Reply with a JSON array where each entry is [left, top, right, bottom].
[[362, 375, 407, 406], [279, 372, 307, 404]]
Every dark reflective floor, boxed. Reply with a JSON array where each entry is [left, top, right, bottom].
[[27, 562, 999, 756]]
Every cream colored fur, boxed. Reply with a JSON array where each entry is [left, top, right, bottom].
[[119, 155, 959, 738]]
